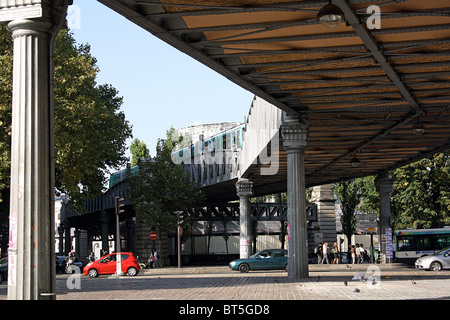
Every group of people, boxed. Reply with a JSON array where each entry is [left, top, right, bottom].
[[315, 242, 341, 264], [349, 243, 369, 264], [146, 249, 159, 269], [315, 242, 370, 264]]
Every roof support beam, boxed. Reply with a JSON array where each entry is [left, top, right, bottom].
[[334, 0, 423, 115]]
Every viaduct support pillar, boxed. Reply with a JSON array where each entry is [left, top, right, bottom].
[[375, 172, 394, 263], [281, 114, 309, 279], [100, 210, 110, 254], [1, 1, 70, 300], [236, 178, 253, 259]]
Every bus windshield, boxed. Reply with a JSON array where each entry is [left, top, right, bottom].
[[395, 228, 450, 263]]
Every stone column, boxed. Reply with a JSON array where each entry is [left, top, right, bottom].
[[1, 2, 69, 299], [126, 218, 136, 253], [375, 172, 394, 262], [310, 184, 337, 251], [100, 210, 110, 254], [64, 222, 71, 255], [236, 178, 253, 259], [281, 114, 309, 279], [57, 226, 64, 255], [74, 229, 80, 255]]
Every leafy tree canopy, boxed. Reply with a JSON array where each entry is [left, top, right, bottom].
[[333, 151, 449, 238], [0, 27, 133, 206], [128, 127, 204, 233], [130, 138, 150, 166]]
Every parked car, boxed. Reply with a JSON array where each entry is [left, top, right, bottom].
[[229, 249, 288, 273], [0, 257, 7, 284], [56, 255, 84, 274], [83, 252, 140, 277], [415, 247, 450, 271]]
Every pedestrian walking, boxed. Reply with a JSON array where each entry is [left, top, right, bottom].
[[148, 249, 159, 269], [322, 242, 329, 264], [359, 244, 365, 263], [351, 245, 356, 264], [356, 243, 361, 264], [331, 242, 339, 264], [315, 243, 323, 264]]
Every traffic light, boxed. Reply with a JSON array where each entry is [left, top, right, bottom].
[[115, 197, 125, 216]]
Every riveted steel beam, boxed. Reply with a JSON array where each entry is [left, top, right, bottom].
[[334, 0, 423, 115]]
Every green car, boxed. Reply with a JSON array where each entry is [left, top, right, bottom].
[[229, 249, 288, 273]]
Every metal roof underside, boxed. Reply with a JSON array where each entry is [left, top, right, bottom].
[[98, 0, 450, 191]]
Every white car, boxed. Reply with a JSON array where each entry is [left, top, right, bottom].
[[415, 247, 450, 271]]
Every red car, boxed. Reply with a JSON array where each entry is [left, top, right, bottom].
[[83, 252, 140, 277]]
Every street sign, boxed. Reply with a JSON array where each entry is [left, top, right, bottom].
[[355, 213, 377, 220], [149, 232, 157, 240]]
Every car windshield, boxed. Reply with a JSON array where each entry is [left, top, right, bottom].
[[435, 247, 450, 255], [0, 257, 7, 266]]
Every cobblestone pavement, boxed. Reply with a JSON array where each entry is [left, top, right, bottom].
[[1, 264, 449, 301]]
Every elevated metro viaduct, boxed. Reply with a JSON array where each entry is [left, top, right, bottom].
[[2, 0, 449, 299]]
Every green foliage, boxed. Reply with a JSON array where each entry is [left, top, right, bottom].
[[53, 30, 132, 205], [128, 128, 204, 233], [333, 151, 449, 240], [130, 138, 150, 166], [0, 26, 13, 202], [0, 27, 132, 206], [391, 150, 450, 229], [333, 180, 361, 246]]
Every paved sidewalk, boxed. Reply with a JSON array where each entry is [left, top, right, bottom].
[[1, 264, 449, 301], [58, 264, 449, 301]]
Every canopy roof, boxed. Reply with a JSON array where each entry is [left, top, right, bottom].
[[99, 0, 450, 187]]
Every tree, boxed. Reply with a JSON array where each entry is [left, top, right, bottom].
[[391, 150, 450, 229], [333, 180, 362, 248], [53, 30, 132, 205], [0, 25, 13, 203], [128, 127, 204, 234], [130, 138, 150, 166], [0, 27, 133, 252], [332, 151, 449, 234]]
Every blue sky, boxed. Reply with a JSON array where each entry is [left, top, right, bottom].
[[70, 0, 253, 158]]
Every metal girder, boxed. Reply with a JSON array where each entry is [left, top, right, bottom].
[[334, 0, 423, 115]]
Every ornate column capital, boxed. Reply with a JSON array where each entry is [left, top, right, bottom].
[[375, 173, 393, 194], [0, 0, 71, 26], [236, 178, 253, 198], [281, 113, 308, 151]]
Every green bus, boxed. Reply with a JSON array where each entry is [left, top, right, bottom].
[[395, 227, 450, 264]]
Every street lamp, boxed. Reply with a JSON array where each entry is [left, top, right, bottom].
[[412, 121, 425, 136], [317, 0, 345, 28], [350, 155, 361, 168]]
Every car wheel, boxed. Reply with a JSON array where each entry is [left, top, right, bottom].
[[127, 267, 138, 276], [430, 261, 442, 272], [88, 268, 98, 278], [239, 263, 249, 273], [284, 264, 288, 272], [0, 273, 3, 284]]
